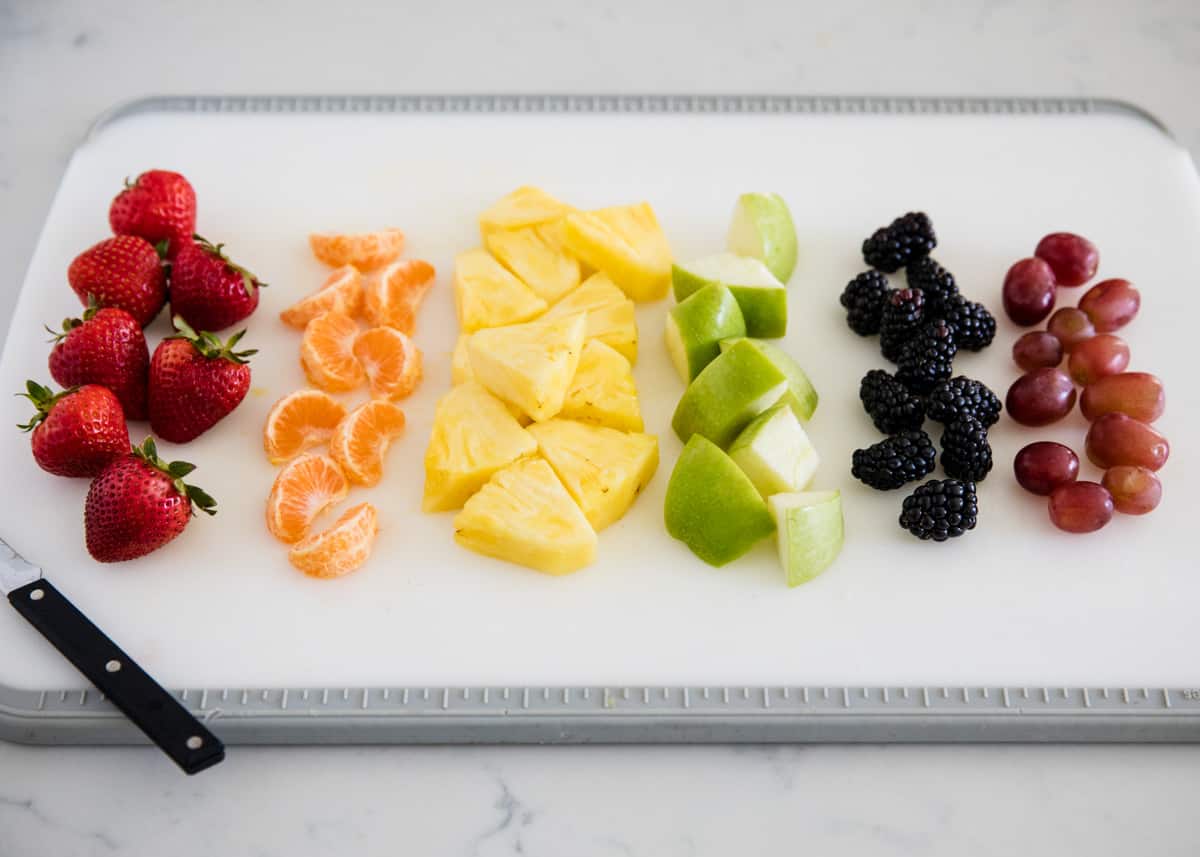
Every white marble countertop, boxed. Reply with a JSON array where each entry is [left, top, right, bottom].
[[2, 1, 1199, 854]]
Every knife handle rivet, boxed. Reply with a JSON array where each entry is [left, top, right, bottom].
[[186, 736, 203, 750], [29, 589, 44, 601], [105, 660, 121, 673]]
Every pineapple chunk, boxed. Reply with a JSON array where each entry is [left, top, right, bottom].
[[479, 186, 575, 236], [468, 312, 587, 422], [527, 419, 659, 532], [454, 248, 547, 333], [451, 334, 474, 385], [542, 272, 639, 364], [485, 224, 581, 305], [422, 381, 537, 512], [560, 340, 643, 432], [454, 457, 596, 575], [563, 203, 672, 302]]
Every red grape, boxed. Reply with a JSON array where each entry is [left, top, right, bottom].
[[1102, 466, 1162, 515], [1046, 307, 1096, 352], [1034, 233, 1099, 287], [1012, 331, 1063, 371], [1068, 334, 1130, 386], [1002, 258, 1057, 325], [1085, 413, 1169, 471], [1005, 368, 1077, 426], [1048, 481, 1114, 533], [1014, 441, 1080, 495], [1079, 278, 1140, 332], [1079, 372, 1165, 422]]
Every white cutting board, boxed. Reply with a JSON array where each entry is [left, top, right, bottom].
[[1, 106, 1197, 692]]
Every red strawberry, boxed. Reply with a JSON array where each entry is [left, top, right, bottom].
[[85, 437, 216, 563], [108, 170, 197, 259], [18, 381, 130, 478], [47, 304, 150, 420], [148, 317, 255, 443], [67, 235, 167, 327], [170, 236, 265, 332]]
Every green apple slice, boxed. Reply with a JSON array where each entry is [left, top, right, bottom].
[[665, 435, 776, 567], [671, 253, 787, 339], [728, 402, 820, 498], [665, 283, 746, 384], [719, 338, 818, 421], [767, 491, 843, 586], [672, 339, 789, 448], [727, 192, 798, 283]]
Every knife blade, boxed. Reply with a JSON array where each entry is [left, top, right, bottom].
[[1, 537, 224, 774]]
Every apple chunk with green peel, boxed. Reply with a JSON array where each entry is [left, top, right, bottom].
[[719, 337, 818, 421], [664, 283, 746, 383], [671, 339, 790, 448], [768, 491, 843, 587], [664, 435, 776, 567], [672, 253, 788, 338], [727, 192, 798, 283], [728, 402, 820, 498]]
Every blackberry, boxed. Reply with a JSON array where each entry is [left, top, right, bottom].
[[940, 417, 993, 482], [926, 376, 1002, 427], [899, 479, 978, 541], [851, 430, 937, 490], [939, 294, 997, 351], [896, 319, 957, 395], [858, 369, 926, 434], [879, 288, 926, 362], [862, 212, 937, 273], [905, 256, 959, 315], [839, 270, 891, 336]]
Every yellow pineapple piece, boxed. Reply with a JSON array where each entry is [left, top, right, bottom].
[[422, 381, 537, 512], [468, 312, 587, 422], [451, 334, 474, 385], [560, 340, 643, 432], [542, 271, 638, 364], [478, 186, 575, 236], [485, 224, 581, 305], [453, 248, 547, 333], [527, 419, 659, 532], [453, 457, 596, 575], [563, 203, 672, 302]]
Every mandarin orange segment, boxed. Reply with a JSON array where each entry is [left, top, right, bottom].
[[330, 400, 406, 487], [287, 502, 379, 578], [363, 259, 436, 333], [265, 453, 350, 543], [309, 229, 405, 271], [263, 389, 348, 464], [279, 265, 364, 329], [300, 310, 366, 392], [353, 326, 424, 401]]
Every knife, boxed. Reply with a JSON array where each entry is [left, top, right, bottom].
[[0, 538, 224, 774]]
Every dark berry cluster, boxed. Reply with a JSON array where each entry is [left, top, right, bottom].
[[859, 370, 925, 434], [851, 431, 937, 491], [899, 479, 978, 541], [839, 270, 890, 336], [862, 212, 936, 273]]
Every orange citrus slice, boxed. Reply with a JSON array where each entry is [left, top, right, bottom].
[[263, 389, 347, 464], [309, 229, 405, 271], [265, 453, 350, 543], [279, 265, 364, 329], [363, 259, 436, 333], [300, 310, 366, 392], [353, 326, 424, 401], [329, 399, 406, 487], [287, 502, 379, 578]]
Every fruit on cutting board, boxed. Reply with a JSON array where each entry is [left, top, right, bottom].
[[1085, 412, 1169, 471], [665, 283, 746, 383], [308, 228, 404, 271], [84, 437, 216, 563], [485, 223, 581, 304], [528, 419, 658, 531], [664, 435, 775, 566], [453, 457, 597, 575], [1002, 257, 1057, 326], [672, 253, 787, 338], [728, 402, 820, 498], [279, 265, 364, 329], [422, 381, 538, 512], [329, 399, 406, 487], [768, 491, 843, 586], [300, 311, 366, 392], [18, 381, 129, 478], [467, 312, 587, 421], [559, 339, 643, 432], [1005, 367, 1076, 426], [263, 389, 347, 464], [478, 186, 575, 235], [148, 317, 254, 443], [541, 272, 638, 364], [1012, 331, 1063, 372], [1013, 441, 1080, 496], [1101, 466, 1162, 515], [1079, 372, 1165, 423], [672, 339, 791, 448], [265, 453, 350, 544], [453, 248, 548, 332], [1067, 334, 1129, 386], [47, 305, 150, 420], [363, 259, 436, 333], [718, 337, 818, 421], [1079, 278, 1139, 332], [353, 326, 423, 400], [68, 235, 167, 327], [563, 203, 673, 302], [169, 236, 264, 332], [451, 334, 474, 385], [726, 192, 798, 283], [288, 502, 379, 578], [1046, 307, 1095, 352], [108, 169, 197, 259], [1048, 481, 1113, 534]]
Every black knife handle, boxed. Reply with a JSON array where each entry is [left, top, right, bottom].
[[8, 578, 224, 775]]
